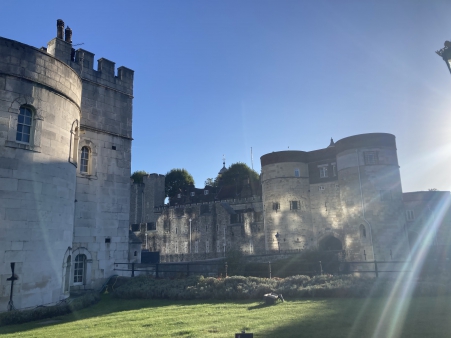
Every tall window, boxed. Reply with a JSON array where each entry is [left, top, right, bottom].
[[290, 201, 298, 210], [406, 210, 415, 221], [206, 240, 210, 253], [16, 107, 33, 143], [294, 168, 300, 177], [332, 164, 337, 176], [360, 224, 367, 239], [319, 166, 328, 178], [73, 254, 86, 284], [272, 202, 280, 211], [80, 146, 89, 173]]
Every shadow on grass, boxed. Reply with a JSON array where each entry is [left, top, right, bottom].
[[0, 294, 193, 335], [247, 302, 272, 310]]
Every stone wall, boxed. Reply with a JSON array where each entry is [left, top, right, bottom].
[[46, 36, 135, 290], [0, 37, 81, 310]]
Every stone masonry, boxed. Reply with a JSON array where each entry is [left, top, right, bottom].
[[0, 19, 134, 311]]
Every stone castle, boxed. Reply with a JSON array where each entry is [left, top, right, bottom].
[[131, 134, 451, 265], [1, 20, 451, 313], [0, 20, 134, 311]]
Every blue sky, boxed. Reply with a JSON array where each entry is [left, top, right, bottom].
[[2, 1, 451, 192]]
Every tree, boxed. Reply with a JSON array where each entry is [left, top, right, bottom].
[[165, 168, 195, 198], [130, 170, 149, 184], [218, 162, 259, 189], [204, 178, 217, 187]]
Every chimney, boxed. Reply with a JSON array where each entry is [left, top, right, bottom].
[[57, 19, 64, 39], [65, 26, 72, 43]]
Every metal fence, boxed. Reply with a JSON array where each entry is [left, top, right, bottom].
[[114, 259, 413, 279]]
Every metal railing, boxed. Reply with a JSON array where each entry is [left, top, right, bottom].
[[114, 260, 412, 279]]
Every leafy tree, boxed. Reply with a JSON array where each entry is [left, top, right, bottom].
[[131, 170, 149, 184], [218, 162, 259, 189], [165, 168, 195, 197], [204, 178, 217, 187]]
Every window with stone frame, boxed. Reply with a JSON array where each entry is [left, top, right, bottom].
[[406, 210, 415, 221], [206, 240, 210, 253], [290, 201, 299, 210], [230, 213, 244, 224], [146, 222, 156, 231], [294, 168, 300, 177], [364, 151, 379, 165], [319, 166, 328, 178], [360, 224, 367, 239], [16, 106, 33, 144], [73, 254, 86, 285], [217, 241, 221, 253], [332, 163, 337, 176], [80, 146, 90, 174], [272, 202, 280, 212]]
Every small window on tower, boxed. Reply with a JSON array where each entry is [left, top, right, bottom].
[[406, 210, 415, 221], [294, 168, 300, 177], [272, 202, 280, 211], [204, 190, 209, 195], [319, 166, 328, 178], [290, 201, 298, 210]]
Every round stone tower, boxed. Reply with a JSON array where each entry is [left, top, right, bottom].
[[335, 133, 410, 261], [0, 37, 82, 310], [260, 151, 313, 252]]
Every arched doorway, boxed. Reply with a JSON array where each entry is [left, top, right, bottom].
[[319, 236, 343, 251]]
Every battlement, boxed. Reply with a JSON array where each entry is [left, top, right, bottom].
[[46, 20, 134, 95], [71, 48, 134, 94]]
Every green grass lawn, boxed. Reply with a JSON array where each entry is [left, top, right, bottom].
[[1, 295, 450, 337]]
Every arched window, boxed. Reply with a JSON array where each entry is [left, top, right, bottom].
[[360, 224, 367, 239], [74, 254, 86, 284], [80, 146, 89, 173], [16, 107, 33, 143]]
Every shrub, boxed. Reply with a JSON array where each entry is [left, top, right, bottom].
[[112, 274, 382, 300]]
